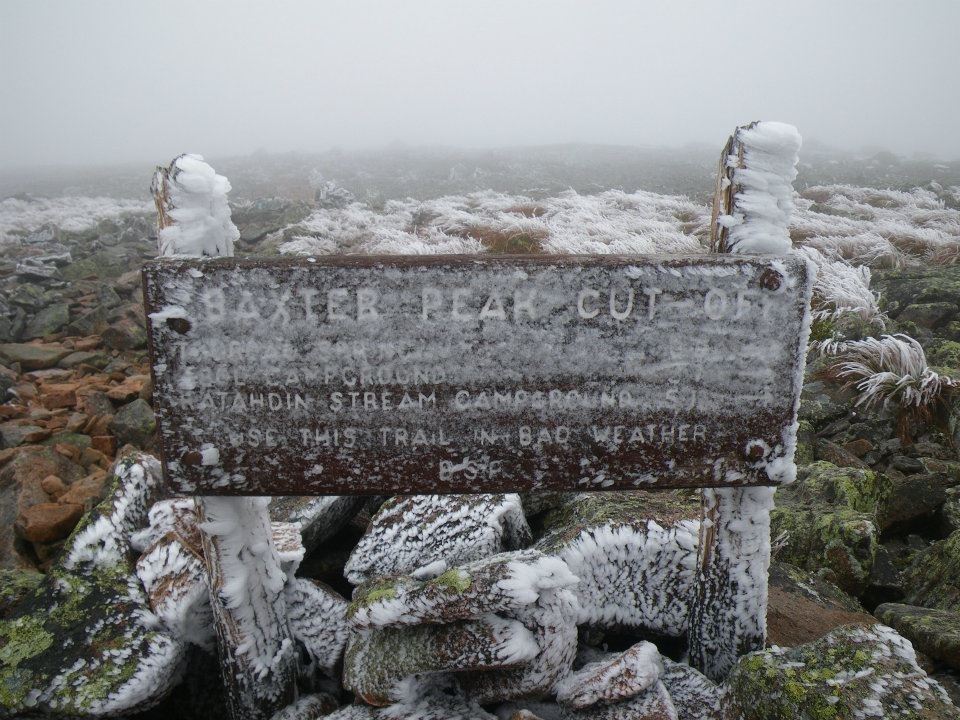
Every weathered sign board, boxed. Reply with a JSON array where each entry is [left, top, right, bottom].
[[143, 254, 812, 496]]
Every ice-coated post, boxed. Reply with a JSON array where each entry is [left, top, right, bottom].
[[689, 122, 803, 680], [151, 156, 297, 718]]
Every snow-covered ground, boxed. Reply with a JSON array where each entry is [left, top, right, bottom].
[[0, 195, 153, 245]]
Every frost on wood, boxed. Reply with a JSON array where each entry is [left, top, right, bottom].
[[555, 641, 663, 709], [0, 451, 186, 716], [151, 154, 238, 258], [345, 494, 531, 585], [197, 496, 297, 716], [689, 486, 774, 681], [714, 121, 802, 255], [285, 578, 349, 676], [344, 549, 579, 705], [536, 492, 699, 635]]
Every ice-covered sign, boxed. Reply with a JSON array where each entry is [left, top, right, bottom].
[[143, 255, 812, 495]]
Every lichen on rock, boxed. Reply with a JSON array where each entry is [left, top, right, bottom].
[[726, 623, 958, 719], [343, 549, 579, 706], [771, 461, 890, 596], [0, 450, 187, 716]]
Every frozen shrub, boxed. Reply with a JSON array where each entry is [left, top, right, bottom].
[[828, 333, 957, 440]]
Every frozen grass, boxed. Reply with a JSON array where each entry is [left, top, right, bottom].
[[0, 195, 153, 245], [827, 333, 957, 440], [799, 246, 884, 326], [277, 189, 710, 257], [793, 185, 960, 268]]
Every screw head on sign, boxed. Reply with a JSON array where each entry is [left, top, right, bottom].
[[758, 269, 782, 291]]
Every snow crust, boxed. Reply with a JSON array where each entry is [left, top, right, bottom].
[[157, 154, 238, 257], [720, 122, 801, 255]]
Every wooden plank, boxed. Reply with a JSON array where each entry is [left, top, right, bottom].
[[143, 253, 811, 496]]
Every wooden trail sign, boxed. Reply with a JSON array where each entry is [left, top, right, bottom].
[[143, 253, 812, 496]]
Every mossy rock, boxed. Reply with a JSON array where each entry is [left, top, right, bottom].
[[771, 462, 890, 596], [927, 340, 960, 368], [727, 624, 958, 719], [0, 570, 42, 619], [904, 529, 960, 612]]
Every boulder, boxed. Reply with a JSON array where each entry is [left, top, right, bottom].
[[15, 501, 84, 543], [344, 549, 579, 706], [326, 677, 496, 719], [110, 398, 156, 448], [903, 529, 960, 611], [875, 603, 960, 671], [0, 342, 71, 371], [726, 624, 958, 719], [536, 491, 700, 635], [0, 445, 86, 569], [66, 305, 108, 336], [0, 451, 186, 716], [102, 314, 147, 351], [766, 561, 876, 647], [874, 266, 960, 324], [0, 422, 50, 448], [230, 198, 312, 245], [0, 569, 43, 618], [270, 495, 364, 554], [771, 461, 890, 596], [878, 472, 958, 533], [269, 693, 339, 720], [22, 302, 70, 339], [344, 494, 531, 585], [555, 641, 663, 709]]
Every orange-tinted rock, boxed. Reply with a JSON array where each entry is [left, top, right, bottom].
[[59, 471, 109, 509], [54, 443, 81, 462], [106, 375, 148, 403], [844, 438, 874, 458], [90, 435, 116, 457], [15, 502, 84, 543], [40, 475, 66, 498], [40, 382, 79, 410], [74, 336, 102, 352], [81, 447, 108, 469]]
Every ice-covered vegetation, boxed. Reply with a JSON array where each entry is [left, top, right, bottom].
[[0, 195, 152, 245], [276, 189, 709, 257], [828, 334, 957, 440]]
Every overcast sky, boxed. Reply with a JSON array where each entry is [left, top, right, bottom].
[[2, 0, 959, 168]]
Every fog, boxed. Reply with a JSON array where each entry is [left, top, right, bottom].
[[2, 0, 959, 169]]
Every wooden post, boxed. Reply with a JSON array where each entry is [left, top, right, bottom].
[[690, 121, 802, 680], [688, 486, 773, 680], [152, 158, 298, 718]]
